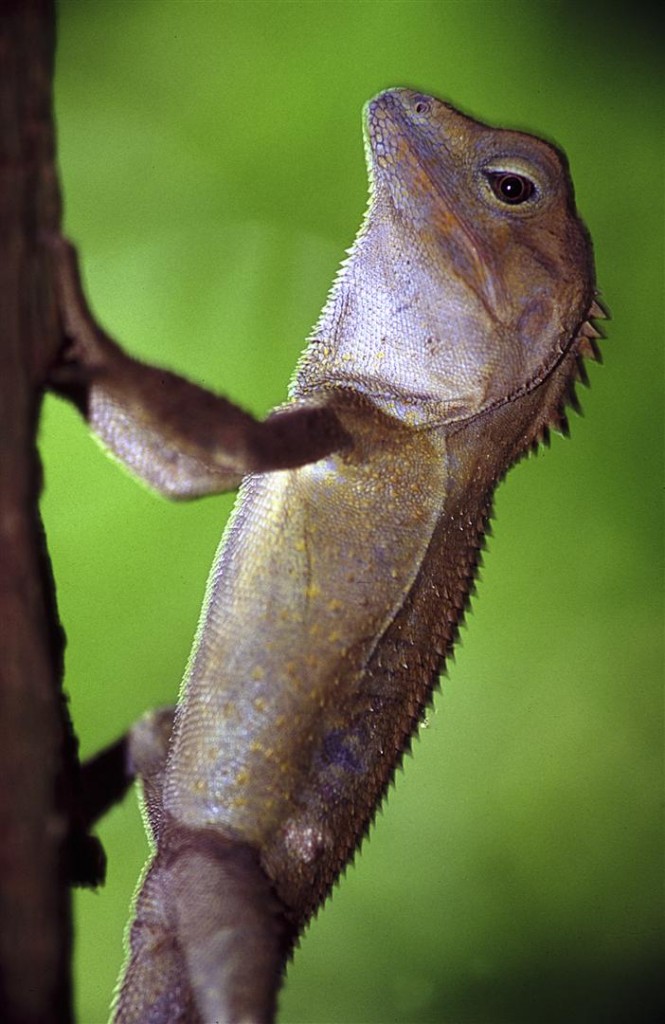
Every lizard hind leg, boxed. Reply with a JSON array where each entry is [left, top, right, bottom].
[[114, 825, 292, 1024], [112, 853, 197, 1024]]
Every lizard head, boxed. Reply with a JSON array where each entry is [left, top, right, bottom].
[[361, 88, 599, 419]]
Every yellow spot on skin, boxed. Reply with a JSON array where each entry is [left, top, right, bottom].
[[252, 666, 265, 681], [235, 769, 249, 786], [305, 582, 321, 599], [328, 598, 343, 612]]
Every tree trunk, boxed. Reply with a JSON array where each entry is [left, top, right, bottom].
[[0, 1, 73, 1020]]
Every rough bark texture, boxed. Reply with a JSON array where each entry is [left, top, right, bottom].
[[0, 2, 73, 1020]]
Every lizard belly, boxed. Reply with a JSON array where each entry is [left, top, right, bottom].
[[163, 414, 447, 848]]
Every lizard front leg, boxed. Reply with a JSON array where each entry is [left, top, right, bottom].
[[48, 238, 350, 498]]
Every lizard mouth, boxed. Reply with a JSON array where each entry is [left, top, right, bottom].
[[363, 89, 506, 317]]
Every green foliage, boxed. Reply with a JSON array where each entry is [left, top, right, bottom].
[[45, 2, 662, 1021]]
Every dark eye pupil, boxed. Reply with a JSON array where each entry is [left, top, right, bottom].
[[489, 172, 534, 205]]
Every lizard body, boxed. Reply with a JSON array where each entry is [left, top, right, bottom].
[[51, 89, 603, 1023]]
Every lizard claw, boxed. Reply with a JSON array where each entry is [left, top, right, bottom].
[[45, 234, 121, 398]]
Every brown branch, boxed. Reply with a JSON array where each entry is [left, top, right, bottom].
[[0, 2, 91, 1020]]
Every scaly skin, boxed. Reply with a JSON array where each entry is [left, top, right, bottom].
[[51, 89, 604, 1024]]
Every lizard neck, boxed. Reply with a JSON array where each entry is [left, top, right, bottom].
[[292, 201, 493, 424]]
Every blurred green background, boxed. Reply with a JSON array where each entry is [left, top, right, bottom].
[[43, 2, 662, 1022]]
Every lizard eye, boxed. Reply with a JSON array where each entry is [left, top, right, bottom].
[[486, 171, 536, 205], [412, 95, 431, 116]]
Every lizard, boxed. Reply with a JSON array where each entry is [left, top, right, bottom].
[[49, 87, 604, 1023]]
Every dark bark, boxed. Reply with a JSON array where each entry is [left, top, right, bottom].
[[0, 2, 79, 1020]]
